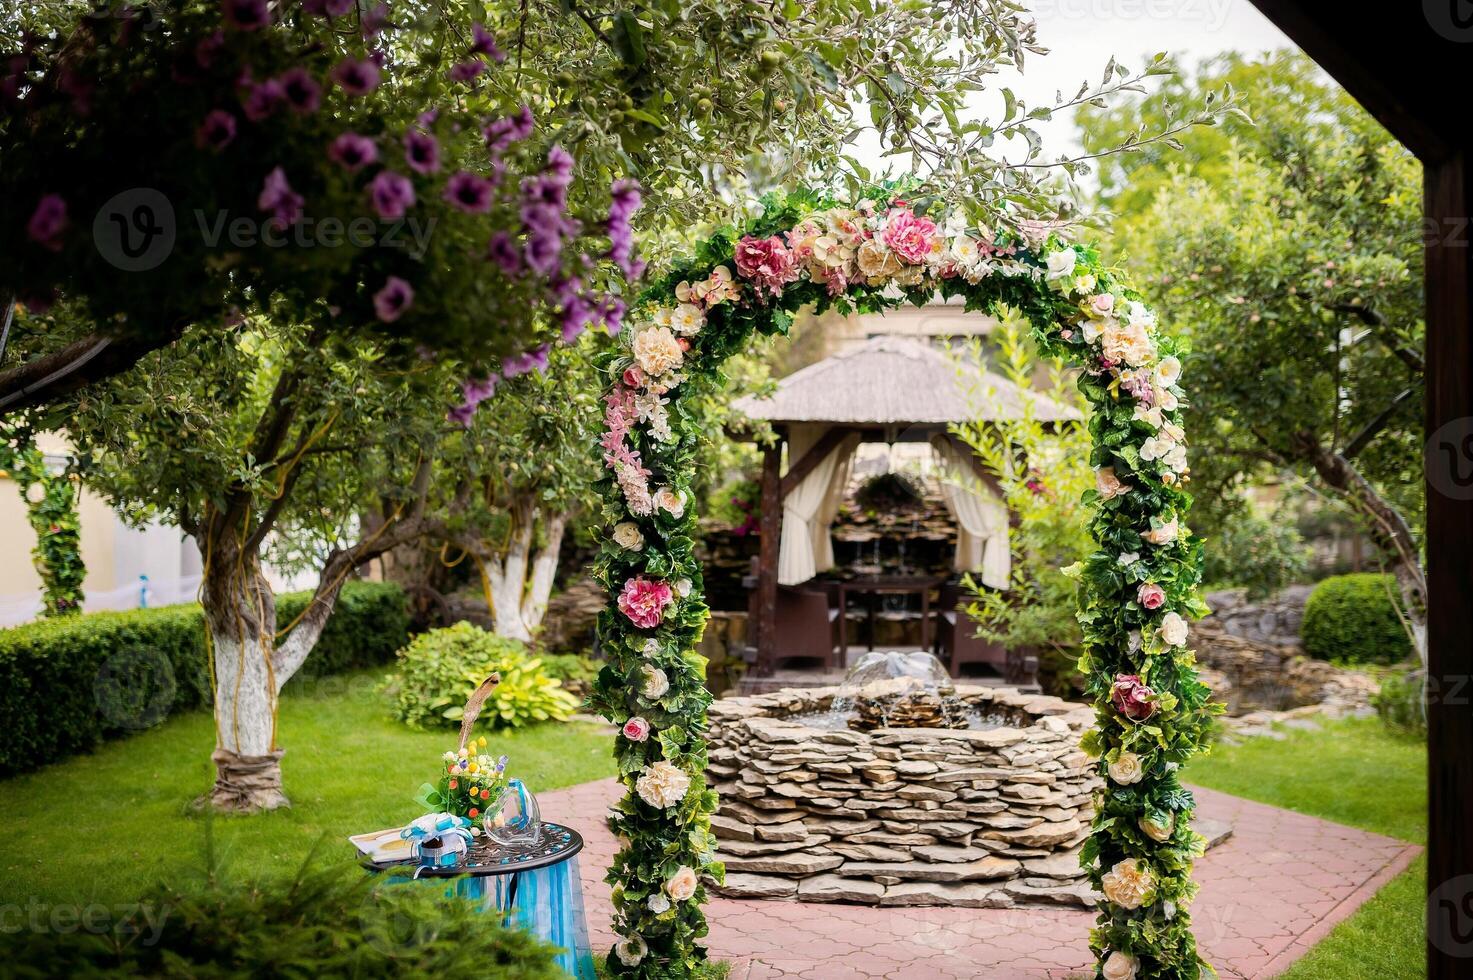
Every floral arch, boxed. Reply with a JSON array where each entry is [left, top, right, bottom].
[[589, 187, 1215, 980]]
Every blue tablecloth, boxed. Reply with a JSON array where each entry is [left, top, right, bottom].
[[422, 854, 596, 979]]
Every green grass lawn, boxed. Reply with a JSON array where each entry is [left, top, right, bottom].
[[1187, 716, 1426, 979], [0, 668, 615, 907]]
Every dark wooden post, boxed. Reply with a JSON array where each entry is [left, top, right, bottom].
[[755, 441, 782, 676], [1423, 147, 1473, 977]]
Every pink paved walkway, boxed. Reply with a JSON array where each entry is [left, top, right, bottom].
[[543, 779, 1420, 980]]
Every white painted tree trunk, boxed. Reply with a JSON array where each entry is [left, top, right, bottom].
[[202, 551, 290, 811], [199, 540, 350, 811], [480, 505, 568, 643]]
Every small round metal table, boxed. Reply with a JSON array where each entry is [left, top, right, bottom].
[[364, 822, 594, 978]]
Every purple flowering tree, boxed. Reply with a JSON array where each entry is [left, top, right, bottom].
[[1, 1, 641, 811]]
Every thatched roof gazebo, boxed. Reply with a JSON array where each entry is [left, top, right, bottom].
[[731, 335, 1078, 676]]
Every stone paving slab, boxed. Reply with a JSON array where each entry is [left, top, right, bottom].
[[543, 779, 1420, 979]]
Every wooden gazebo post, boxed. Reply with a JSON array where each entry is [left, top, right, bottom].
[[755, 436, 783, 676], [1246, 4, 1472, 973]]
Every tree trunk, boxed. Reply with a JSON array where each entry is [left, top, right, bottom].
[[477, 504, 569, 643], [200, 537, 289, 812], [1292, 430, 1428, 661]]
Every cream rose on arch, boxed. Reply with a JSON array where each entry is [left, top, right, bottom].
[[666, 865, 699, 902], [642, 665, 670, 698], [1107, 750, 1145, 785], [1102, 319, 1154, 367], [632, 324, 684, 376], [611, 521, 645, 551], [655, 485, 686, 517], [1096, 466, 1130, 500], [1102, 950, 1140, 980], [635, 760, 691, 809], [1143, 517, 1178, 546], [1101, 858, 1155, 910], [1159, 611, 1189, 647]]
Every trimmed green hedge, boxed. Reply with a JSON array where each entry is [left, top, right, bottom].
[[0, 581, 407, 776], [1301, 573, 1413, 666]]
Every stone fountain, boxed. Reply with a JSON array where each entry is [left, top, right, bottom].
[[706, 652, 1102, 908]]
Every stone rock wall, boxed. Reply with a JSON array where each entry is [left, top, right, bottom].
[[706, 686, 1103, 908], [1202, 586, 1312, 649]]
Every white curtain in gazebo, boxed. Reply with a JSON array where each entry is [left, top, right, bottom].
[[929, 436, 1011, 590], [779, 425, 859, 586], [813, 431, 861, 575]]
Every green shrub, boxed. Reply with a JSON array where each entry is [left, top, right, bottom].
[[384, 622, 578, 730], [1201, 509, 1310, 599], [0, 855, 563, 979], [1301, 573, 1413, 665], [539, 651, 602, 700], [0, 581, 408, 776], [1372, 669, 1426, 735]]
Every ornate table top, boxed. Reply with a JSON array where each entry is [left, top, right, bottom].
[[363, 821, 583, 878]]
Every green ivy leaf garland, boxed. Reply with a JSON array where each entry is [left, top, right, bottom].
[[591, 187, 1216, 980], [0, 439, 86, 617]]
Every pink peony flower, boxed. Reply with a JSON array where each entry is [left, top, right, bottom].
[[618, 576, 673, 629], [622, 717, 651, 742], [1111, 674, 1157, 722], [880, 207, 939, 265], [733, 235, 800, 297], [1137, 582, 1166, 610]]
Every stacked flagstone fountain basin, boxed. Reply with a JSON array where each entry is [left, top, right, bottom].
[[706, 652, 1103, 908]]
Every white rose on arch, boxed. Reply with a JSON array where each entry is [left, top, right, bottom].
[[614, 935, 648, 966], [1045, 247, 1077, 283], [1154, 354, 1183, 388], [1159, 612, 1190, 647]]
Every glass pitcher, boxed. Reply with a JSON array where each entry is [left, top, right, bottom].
[[482, 778, 543, 848]]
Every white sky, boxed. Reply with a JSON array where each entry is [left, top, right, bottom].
[[847, 1, 1300, 188], [1017, 0, 1295, 155]]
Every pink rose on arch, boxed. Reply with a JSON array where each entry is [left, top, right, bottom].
[[618, 576, 674, 629], [622, 716, 651, 742], [733, 235, 800, 297], [1137, 582, 1166, 610], [622, 365, 646, 389], [1111, 674, 1158, 722], [880, 207, 939, 265]]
